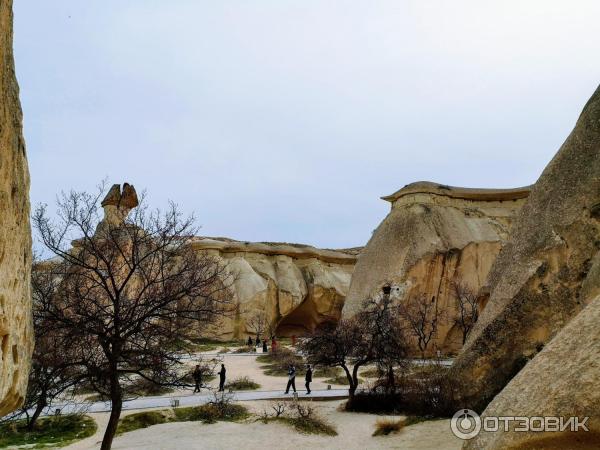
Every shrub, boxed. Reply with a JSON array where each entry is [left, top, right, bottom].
[[258, 399, 337, 436], [345, 362, 461, 417], [372, 418, 405, 436], [289, 415, 338, 436], [227, 376, 260, 390]]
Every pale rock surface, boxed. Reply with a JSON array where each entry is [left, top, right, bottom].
[[452, 85, 600, 410], [0, 0, 33, 416], [191, 238, 357, 338], [342, 182, 529, 354]]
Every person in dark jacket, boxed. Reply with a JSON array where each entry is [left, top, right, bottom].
[[218, 364, 226, 392], [284, 364, 297, 394], [305, 364, 312, 394], [262, 339, 268, 353], [192, 365, 203, 393], [247, 336, 253, 346]]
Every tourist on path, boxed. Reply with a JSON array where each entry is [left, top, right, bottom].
[[192, 365, 203, 393], [218, 364, 226, 392], [262, 339, 268, 353], [247, 336, 253, 346], [305, 364, 312, 394], [285, 364, 297, 394]]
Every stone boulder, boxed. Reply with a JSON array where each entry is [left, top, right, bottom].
[[0, 0, 33, 416], [342, 181, 529, 354], [453, 84, 600, 410]]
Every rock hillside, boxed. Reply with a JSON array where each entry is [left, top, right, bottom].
[[0, 0, 33, 416], [453, 84, 600, 411], [342, 181, 529, 354]]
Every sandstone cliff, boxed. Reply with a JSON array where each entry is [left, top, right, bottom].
[[191, 238, 358, 339], [0, 0, 33, 416], [343, 182, 530, 354], [453, 84, 600, 411]]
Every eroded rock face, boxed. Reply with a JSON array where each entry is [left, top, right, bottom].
[[464, 271, 600, 449], [453, 85, 600, 410], [0, 0, 33, 416], [190, 238, 357, 339], [99, 183, 139, 228], [342, 182, 530, 354]]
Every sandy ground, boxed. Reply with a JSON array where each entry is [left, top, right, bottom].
[[66, 400, 463, 450], [64, 351, 463, 450]]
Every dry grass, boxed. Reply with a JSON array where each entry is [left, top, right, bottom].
[[372, 418, 406, 436]]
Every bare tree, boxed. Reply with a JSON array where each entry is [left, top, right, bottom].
[[299, 295, 407, 397], [399, 293, 440, 360], [450, 282, 479, 345], [33, 184, 233, 450], [246, 310, 267, 342]]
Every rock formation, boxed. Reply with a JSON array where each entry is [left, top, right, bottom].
[[98, 183, 139, 229], [342, 182, 530, 354], [464, 272, 600, 450], [0, 0, 33, 416], [191, 238, 358, 339], [453, 84, 600, 411]]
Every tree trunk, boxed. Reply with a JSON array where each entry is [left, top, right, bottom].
[[341, 364, 355, 397], [101, 374, 123, 450], [26, 398, 46, 431]]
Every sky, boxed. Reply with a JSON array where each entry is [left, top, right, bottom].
[[13, 0, 600, 249]]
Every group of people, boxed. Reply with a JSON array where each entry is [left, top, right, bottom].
[[285, 363, 313, 395], [191, 362, 314, 395], [247, 336, 268, 353], [192, 363, 227, 393]]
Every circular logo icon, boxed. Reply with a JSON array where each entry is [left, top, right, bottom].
[[451, 409, 481, 440]]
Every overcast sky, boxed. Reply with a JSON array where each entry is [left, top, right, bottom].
[[13, 1, 600, 249]]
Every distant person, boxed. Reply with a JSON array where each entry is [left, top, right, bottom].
[[218, 364, 226, 392], [192, 365, 203, 393], [285, 364, 297, 394], [247, 336, 253, 346], [262, 339, 268, 353], [305, 364, 312, 395]]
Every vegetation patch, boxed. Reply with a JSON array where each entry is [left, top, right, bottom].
[[324, 374, 363, 386], [286, 415, 337, 436], [117, 398, 250, 434], [257, 349, 306, 376], [190, 338, 242, 352], [0, 414, 97, 448], [116, 411, 170, 435], [258, 400, 337, 436], [232, 346, 253, 353], [173, 403, 249, 424], [226, 376, 260, 390], [257, 350, 338, 378]]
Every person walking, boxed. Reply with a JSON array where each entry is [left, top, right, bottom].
[[218, 364, 226, 392], [247, 336, 253, 346], [285, 364, 297, 394], [192, 365, 203, 393], [305, 364, 312, 395], [262, 339, 268, 353]]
